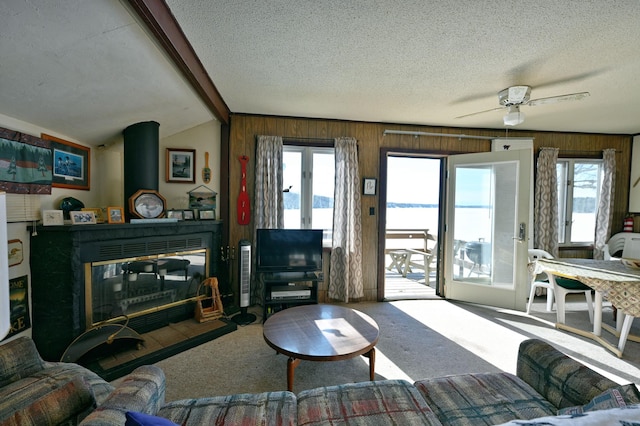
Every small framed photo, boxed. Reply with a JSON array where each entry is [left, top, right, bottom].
[[42, 210, 64, 226], [199, 209, 215, 220], [167, 210, 184, 220], [107, 207, 124, 224], [363, 178, 377, 195], [166, 148, 195, 183], [82, 207, 105, 223], [183, 209, 195, 220], [70, 210, 96, 225]]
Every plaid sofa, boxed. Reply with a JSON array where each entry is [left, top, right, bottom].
[[2, 336, 638, 425], [0, 336, 114, 425], [78, 338, 640, 425]]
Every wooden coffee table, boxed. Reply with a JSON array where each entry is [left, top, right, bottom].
[[263, 304, 379, 391]]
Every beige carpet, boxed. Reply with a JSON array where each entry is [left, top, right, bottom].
[[146, 297, 640, 401]]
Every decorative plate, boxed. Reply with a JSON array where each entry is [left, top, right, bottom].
[[129, 189, 166, 219]]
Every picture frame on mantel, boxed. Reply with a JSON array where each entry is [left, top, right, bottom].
[[41, 133, 90, 190], [166, 148, 195, 183], [107, 207, 124, 224]]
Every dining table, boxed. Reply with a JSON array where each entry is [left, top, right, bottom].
[[536, 257, 640, 357]]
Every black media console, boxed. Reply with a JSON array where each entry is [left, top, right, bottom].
[[260, 270, 322, 322]]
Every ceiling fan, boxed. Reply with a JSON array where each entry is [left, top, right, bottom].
[[456, 85, 590, 126]]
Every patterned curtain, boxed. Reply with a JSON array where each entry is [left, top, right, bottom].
[[534, 147, 559, 256], [252, 135, 284, 303], [593, 149, 616, 259], [328, 137, 364, 302]]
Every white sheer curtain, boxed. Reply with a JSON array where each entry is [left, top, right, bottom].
[[534, 147, 559, 256], [328, 137, 364, 302], [593, 149, 616, 259], [252, 135, 284, 303]]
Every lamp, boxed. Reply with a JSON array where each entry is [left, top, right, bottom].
[[503, 105, 525, 126]]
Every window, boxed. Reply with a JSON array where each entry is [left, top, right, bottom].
[[556, 159, 603, 245], [283, 146, 335, 241]]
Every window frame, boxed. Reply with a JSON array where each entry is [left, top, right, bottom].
[[556, 158, 603, 246], [283, 144, 335, 238]]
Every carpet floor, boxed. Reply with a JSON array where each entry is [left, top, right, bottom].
[[143, 296, 640, 401]]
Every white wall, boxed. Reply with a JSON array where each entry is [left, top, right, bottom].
[[0, 113, 221, 341]]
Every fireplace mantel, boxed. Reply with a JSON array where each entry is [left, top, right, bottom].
[[30, 221, 225, 362]]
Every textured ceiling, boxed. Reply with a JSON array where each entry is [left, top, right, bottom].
[[1, 1, 639, 146]]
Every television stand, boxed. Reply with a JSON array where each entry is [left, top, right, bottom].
[[260, 271, 322, 322]]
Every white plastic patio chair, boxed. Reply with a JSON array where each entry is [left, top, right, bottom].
[[526, 249, 594, 324], [526, 249, 555, 314]]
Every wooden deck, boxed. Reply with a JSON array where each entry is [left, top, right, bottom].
[[384, 268, 439, 300]]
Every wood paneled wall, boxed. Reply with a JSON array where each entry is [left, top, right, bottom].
[[227, 114, 632, 302]]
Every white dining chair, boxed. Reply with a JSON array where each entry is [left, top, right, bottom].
[[526, 249, 594, 324], [526, 249, 555, 314]]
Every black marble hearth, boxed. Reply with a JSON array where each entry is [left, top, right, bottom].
[[29, 221, 230, 364]]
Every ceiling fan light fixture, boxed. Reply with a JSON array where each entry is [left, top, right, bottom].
[[503, 105, 525, 126]]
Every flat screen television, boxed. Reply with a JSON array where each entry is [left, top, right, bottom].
[[256, 229, 323, 272]]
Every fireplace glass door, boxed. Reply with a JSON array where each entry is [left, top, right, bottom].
[[87, 249, 208, 326]]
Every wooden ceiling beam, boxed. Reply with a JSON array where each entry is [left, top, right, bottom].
[[128, 0, 230, 125]]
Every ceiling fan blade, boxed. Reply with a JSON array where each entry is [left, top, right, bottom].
[[526, 92, 590, 107], [455, 106, 505, 120]]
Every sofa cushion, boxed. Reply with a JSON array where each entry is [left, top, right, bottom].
[[36, 362, 114, 405], [81, 365, 166, 426], [516, 339, 622, 409], [296, 379, 442, 426], [558, 384, 640, 415], [157, 391, 297, 426], [1, 376, 96, 426], [414, 372, 556, 425], [0, 337, 45, 387], [494, 404, 640, 425]]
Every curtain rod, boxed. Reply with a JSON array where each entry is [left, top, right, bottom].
[[540, 147, 618, 154], [282, 136, 334, 143], [383, 129, 534, 141]]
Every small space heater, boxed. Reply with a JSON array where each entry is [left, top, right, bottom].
[[232, 239, 256, 325]]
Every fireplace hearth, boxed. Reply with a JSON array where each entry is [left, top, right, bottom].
[[29, 221, 235, 374]]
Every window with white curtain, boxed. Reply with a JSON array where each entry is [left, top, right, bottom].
[[556, 159, 603, 245], [282, 145, 334, 242]]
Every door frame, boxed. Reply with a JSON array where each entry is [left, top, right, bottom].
[[376, 148, 447, 301], [443, 149, 532, 310]]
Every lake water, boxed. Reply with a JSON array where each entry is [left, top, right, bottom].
[[286, 206, 595, 244]]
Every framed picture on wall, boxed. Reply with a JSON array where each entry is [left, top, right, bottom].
[[166, 148, 195, 183], [363, 178, 377, 195], [42, 133, 90, 190]]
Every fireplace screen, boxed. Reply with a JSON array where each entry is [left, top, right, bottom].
[[86, 249, 208, 326]]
